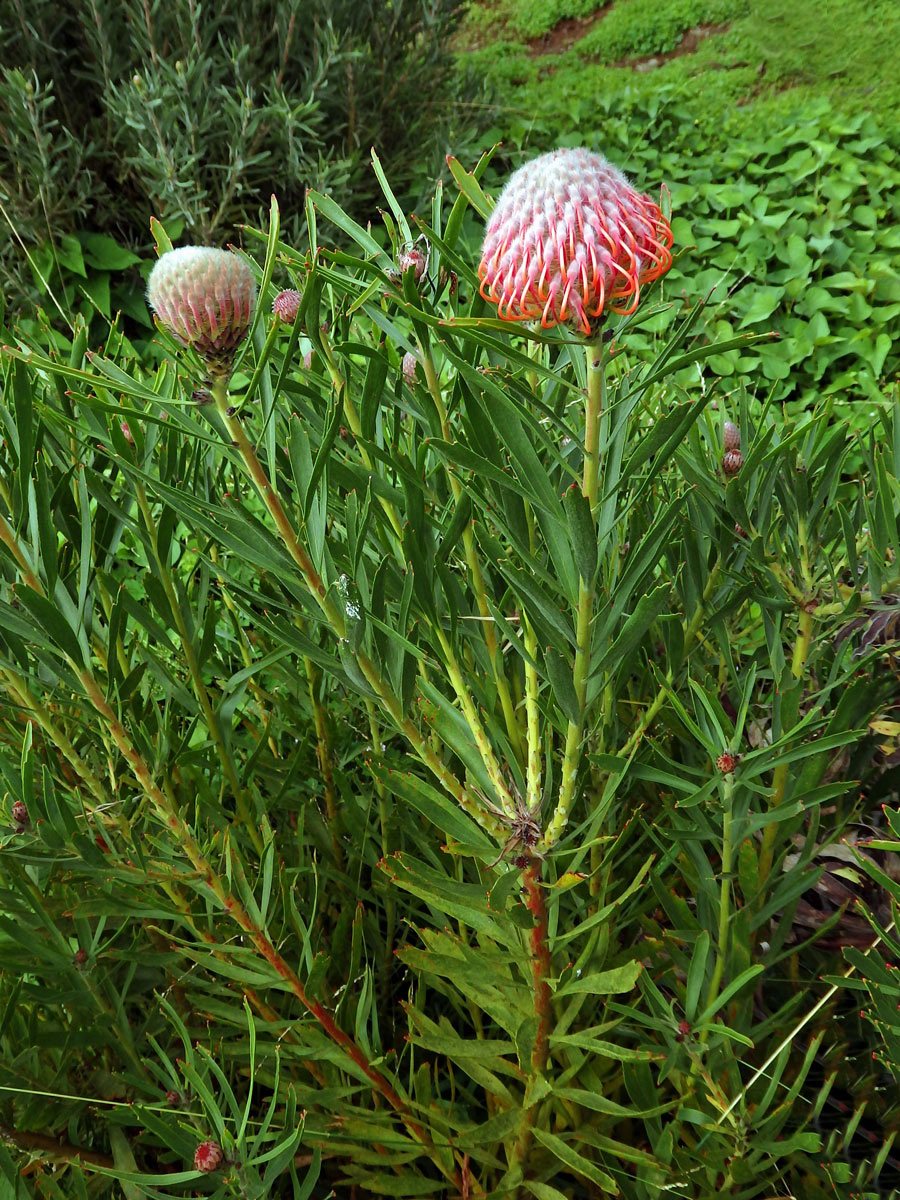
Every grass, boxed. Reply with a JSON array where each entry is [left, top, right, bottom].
[[456, 0, 900, 131]]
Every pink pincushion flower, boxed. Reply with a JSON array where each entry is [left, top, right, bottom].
[[148, 247, 256, 372], [479, 148, 673, 334]]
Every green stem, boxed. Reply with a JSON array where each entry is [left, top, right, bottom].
[[542, 338, 605, 851], [582, 337, 605, 513], [435, 624, 516, 817], [523, 614, 542, 814]]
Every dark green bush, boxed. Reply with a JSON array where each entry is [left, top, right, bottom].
[[0, 0, 466, 309]]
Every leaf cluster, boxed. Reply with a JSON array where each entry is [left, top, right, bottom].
[[0, 164, 899, 1197]]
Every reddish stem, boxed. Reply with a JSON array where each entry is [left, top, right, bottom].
[[522, 858, 551, 1074]]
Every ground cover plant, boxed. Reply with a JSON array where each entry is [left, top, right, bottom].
[[457, 0, 900, 411], [2, 127, 900, 1199]]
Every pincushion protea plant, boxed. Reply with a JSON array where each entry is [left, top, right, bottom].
[[3, 155, 898, 1200], [147, 246, 256, 376], [478, 146, 673, 334]]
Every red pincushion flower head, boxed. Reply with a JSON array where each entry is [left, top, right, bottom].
[[479, 148, 673, 335], [148, 247, 256, 376]]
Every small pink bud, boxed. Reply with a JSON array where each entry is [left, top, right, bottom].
[[147, 247, 256, 375], [723, 421, 740, 451], [120, 421, 134, 444], [272, 288, 302, 323], [73, 948, 88, 966], [398, 246, 426, 281], [302, 350, 313, 370], [402, 351, 418, 382], [716, 752, 737, 774], [11, 801, 28, 826], [722, 449, 744, 476], [194, 1141, 223, 1173]]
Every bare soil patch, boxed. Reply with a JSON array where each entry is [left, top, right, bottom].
[[527, 14, 731, 69], [526, 4, 613, 56], [622, 22, 731, 71]]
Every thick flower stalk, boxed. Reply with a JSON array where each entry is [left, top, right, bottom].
[[147, 246, 256, 375], [479, 147, 673, 334]]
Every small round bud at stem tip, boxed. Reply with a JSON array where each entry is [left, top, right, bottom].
[[11, 801, 28, 826], [402, 351, 418, 382], [716, 752, 737, 774], [398, 246, 427, 282], [148, 247, 256, 376], [272, 288, 302, 323], [722, 450, 743, 476], [723, 420, 741, 451], [194, 1141, 224, 1172]]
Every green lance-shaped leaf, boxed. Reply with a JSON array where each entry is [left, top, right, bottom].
[[586, 583, 671, 701], [532, 1130, 618, 1194], [544, 646, 580, 726], [446, 154, 495, 220], [554, 959, 643, 997], [14, 586, 85, 664], [563, 483, 598, 584], [435, 493, 472, 567]]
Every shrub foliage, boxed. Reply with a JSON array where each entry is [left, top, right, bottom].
[[0, 0, 465, 308], [1, 156, 899, 1196]]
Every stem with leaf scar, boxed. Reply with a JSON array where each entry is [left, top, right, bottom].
[[542, 336, 606, 851], [507, 856, 552, 1191], [0, 497, 462, 1184], [208, 376, 507, 843]]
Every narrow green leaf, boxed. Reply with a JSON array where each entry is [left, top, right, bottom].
[[684, 930, 710, 1022], [446, 156, 494, 220], [544, 646, 580, 725], [563, 484, 597, 584], [532, 1129, 618, 1194]]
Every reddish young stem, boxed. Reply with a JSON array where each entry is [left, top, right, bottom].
[[522, 858, 551, 1074]]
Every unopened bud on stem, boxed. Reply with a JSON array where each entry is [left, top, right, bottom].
[[148, 247, 256, 377]]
